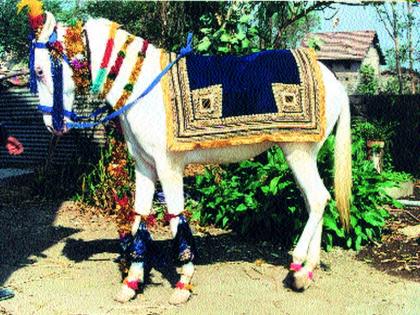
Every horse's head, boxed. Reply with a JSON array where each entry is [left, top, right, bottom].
[[33, 11, 77, 136], [19, 1, 79, 136]]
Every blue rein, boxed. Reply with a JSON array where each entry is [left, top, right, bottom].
[[33, 30, 193, 130]]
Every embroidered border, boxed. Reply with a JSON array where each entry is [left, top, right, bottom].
[[161, 48, 326, 151]]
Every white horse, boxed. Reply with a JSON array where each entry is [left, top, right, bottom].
[[31, 12, 351, 304]]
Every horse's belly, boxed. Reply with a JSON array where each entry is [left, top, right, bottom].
[[184, 142, 274, 165]]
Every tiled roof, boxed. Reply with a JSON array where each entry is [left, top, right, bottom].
[[302, 30, 384, 63]]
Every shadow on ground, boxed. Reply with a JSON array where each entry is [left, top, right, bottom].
[[0, 180, 80, 287], [62, 229, 291, 287]]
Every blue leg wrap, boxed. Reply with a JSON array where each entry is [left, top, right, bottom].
[[173, 215, 196, 264], [118, 222, 152, 276], [131, 222, 153, 263]]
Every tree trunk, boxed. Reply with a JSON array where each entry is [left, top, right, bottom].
[[407, 2, 416, 94], [391, 5, 403, 95]]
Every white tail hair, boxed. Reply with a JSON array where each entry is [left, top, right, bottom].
[[334, 95, 352, 230]]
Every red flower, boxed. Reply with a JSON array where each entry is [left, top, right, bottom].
[[51, 41, 64, 54], [116, 195, 129, 208]]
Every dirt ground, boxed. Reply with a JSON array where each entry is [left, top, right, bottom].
[[0, 185, 419, 315]]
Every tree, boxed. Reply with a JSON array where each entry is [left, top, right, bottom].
[[374, 1, 419, 95], [356, 64, 378, 95], [195, 1, 330, 55]]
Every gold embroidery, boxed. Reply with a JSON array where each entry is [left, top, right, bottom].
[[191, 84, 223, 120], [272, 83, 303, 114], [161, 48, 326, 152]]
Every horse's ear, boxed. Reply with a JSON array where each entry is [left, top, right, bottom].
[[38, 11, 56, 43]]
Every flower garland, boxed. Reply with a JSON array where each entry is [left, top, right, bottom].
[[99, 35, 135, 99], [91, 22, 119, 94], [17, 0, 44, 38], [114, 40, 149, 110], [63, 20, 90, 94]]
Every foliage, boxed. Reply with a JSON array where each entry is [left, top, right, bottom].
[[352, 118, 396, 142], [196, 2, 259, 55], [195, 1, 326, 55], [189, 120, 409, 251], [379, 72, 414, 95], [356, 64, 378, 95], [75, 125, 135, 217], [2, 1, 327, 63], [352, 118, 398, 171]]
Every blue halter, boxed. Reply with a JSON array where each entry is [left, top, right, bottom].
[[31, 30, 74, 132]]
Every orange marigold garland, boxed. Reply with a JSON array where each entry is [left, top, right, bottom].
[[64, 20, 90, 94], [99, 35, 135, 99], [114, 40, 148, 110]]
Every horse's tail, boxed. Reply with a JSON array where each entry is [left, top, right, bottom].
[[334, 93, 352, 231]]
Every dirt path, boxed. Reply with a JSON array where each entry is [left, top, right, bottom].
[[1, 200, 419, 315]]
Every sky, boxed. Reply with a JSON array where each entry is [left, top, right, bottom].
[[317, 2, 420, 71]]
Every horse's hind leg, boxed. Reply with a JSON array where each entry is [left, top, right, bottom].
[[155, 156, 196, 305], [115, 158, 157, 303], [281, 142, 330, 290]]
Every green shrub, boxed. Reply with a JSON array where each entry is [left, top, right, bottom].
[[189, 120, 410, 251], [75, 127, 135, 216]]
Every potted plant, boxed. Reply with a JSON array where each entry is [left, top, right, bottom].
[[355, 119, 396, 173]]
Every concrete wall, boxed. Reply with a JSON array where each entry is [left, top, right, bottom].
[[321, 45, 382, 95]]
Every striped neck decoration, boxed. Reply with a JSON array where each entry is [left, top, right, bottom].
[[114, 40, 149, 110], [99, 35, 135, 99], [91, 22, 119, 94]]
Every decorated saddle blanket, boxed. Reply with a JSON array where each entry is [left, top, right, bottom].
[[161, 48, 325, 152]]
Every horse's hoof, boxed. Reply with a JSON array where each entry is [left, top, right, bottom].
[[114, 286, 136, 303], [291, 269, 313, 291], [169, 289, 191, 305]]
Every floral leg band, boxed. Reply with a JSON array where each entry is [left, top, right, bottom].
[[172, 214, 196, 264]]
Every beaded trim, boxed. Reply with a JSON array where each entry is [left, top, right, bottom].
[[114, 40, 149, 110], [99, 35, 135, 99], [91, 22, 119, 94], [63, 20, 90, 94]]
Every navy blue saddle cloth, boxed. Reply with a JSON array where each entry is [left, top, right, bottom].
[[185, 50, 301, 117]]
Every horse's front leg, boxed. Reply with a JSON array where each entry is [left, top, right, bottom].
[[115, 159, 156, 303], [156, 157, 196, 305]]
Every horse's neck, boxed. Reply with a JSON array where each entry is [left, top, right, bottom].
[[85, 18, 156, 107]]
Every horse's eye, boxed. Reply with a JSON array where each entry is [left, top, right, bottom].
[[35, 67, 44, 77]]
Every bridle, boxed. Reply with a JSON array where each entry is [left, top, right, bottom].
[[31, 26, 92, 133]]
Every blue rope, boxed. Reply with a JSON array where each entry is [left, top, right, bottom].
[[66, 32, 194, 129]]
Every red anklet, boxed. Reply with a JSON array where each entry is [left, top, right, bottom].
[[123, 278, 139, 291], [175, 281, 193, 291]]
